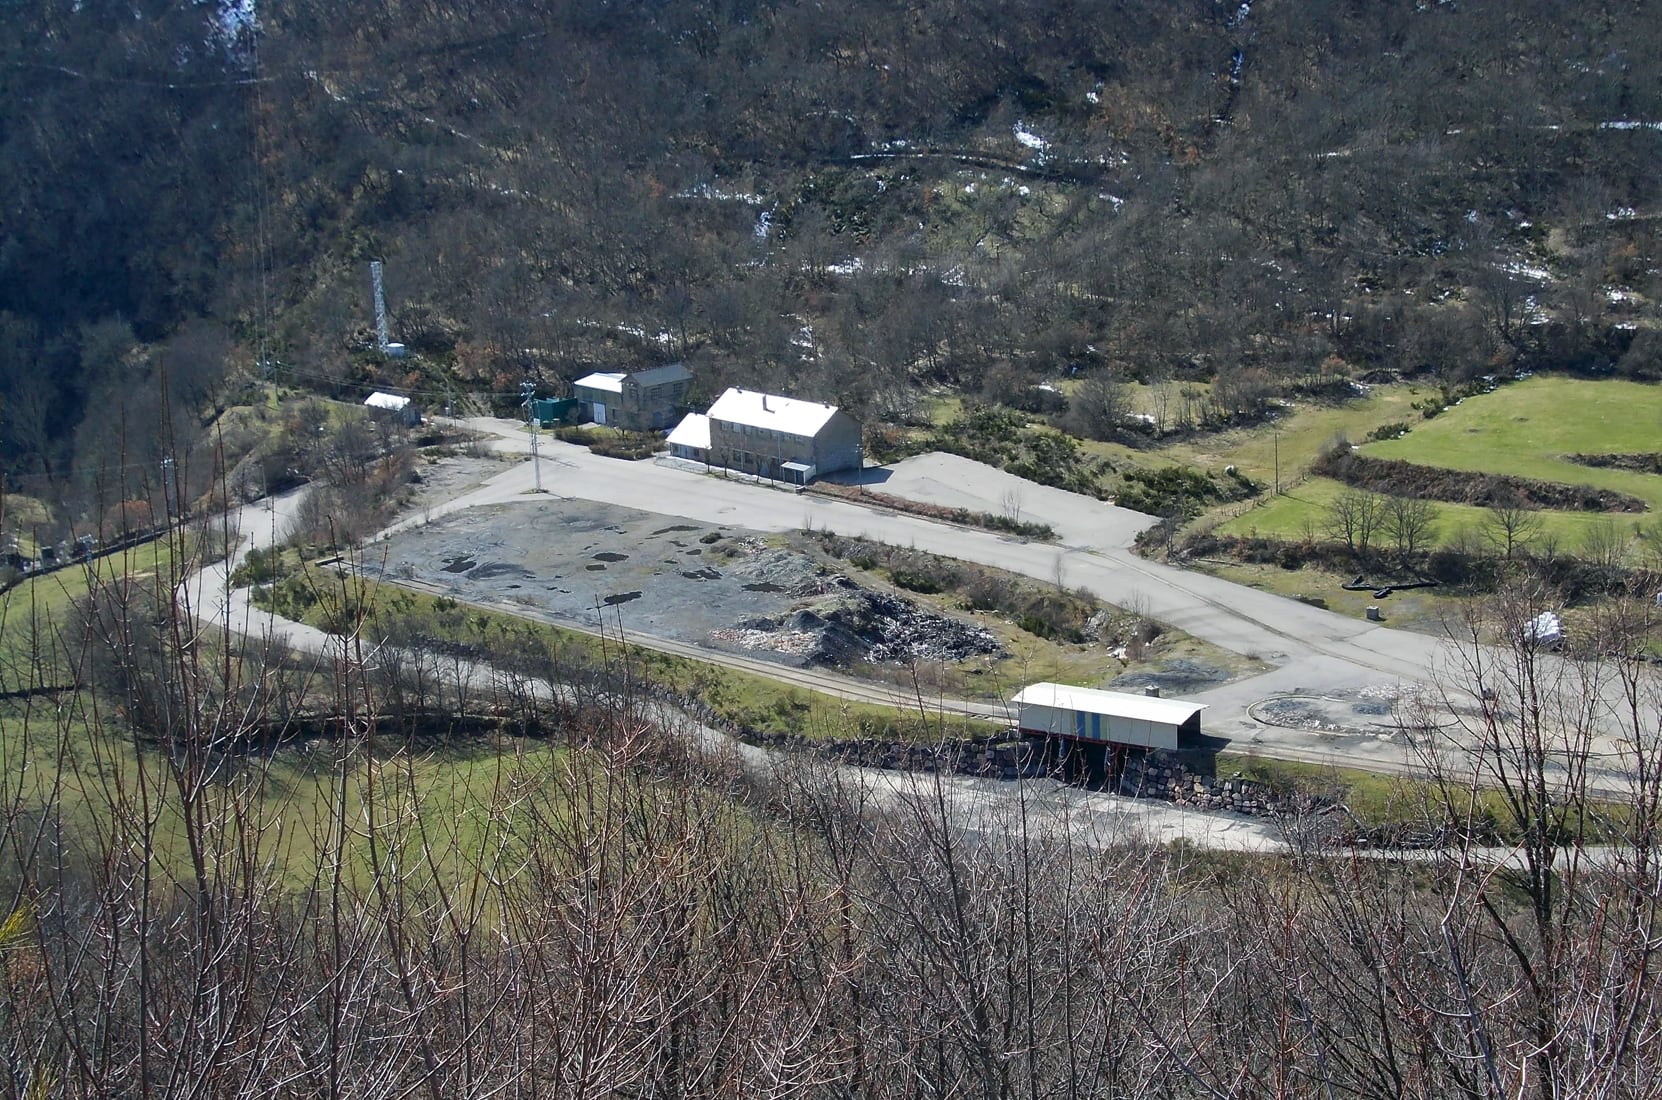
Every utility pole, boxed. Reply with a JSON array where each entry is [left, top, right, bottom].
[[520, 380, 543, 493], [160, 456, 176, 521]]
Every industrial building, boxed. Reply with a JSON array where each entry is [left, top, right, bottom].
[[1011, 682, 1207, 782], [572, 363, 692, 431], [693, 387, 862, 484]]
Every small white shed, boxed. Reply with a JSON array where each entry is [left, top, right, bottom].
[[364, 391, 421, 427], [1010, 682, 1206, 751]]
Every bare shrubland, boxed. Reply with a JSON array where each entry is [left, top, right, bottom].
[[0, 525, 1658, 1097]]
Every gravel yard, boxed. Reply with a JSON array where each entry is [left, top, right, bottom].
[[375, 498, 1003, 669]]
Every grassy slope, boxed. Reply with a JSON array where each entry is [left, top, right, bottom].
[[1364, 377, 1662, 504], [1214, 377, 1662, 549]]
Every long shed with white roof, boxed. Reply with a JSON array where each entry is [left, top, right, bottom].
[[1010, 683, 1206, 751]]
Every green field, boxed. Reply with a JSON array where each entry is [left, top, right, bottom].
[[1216, 376, 1662, 552]]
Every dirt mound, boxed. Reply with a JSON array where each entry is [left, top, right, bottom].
[[714, 590, 1005, 667], [726, 547, 853, 598], [1316, 448, 1647, 512]]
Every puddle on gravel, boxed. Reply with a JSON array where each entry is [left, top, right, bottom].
[[743, 582, 785, 592], [441, 556, 477, 574], [602, 591, 642, 606], [592, 552, 628, 562], [585, 564, 606, 571], [651, 525, 698, 536]]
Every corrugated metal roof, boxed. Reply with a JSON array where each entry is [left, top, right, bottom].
[[706, 387, 841, 437], [628, 362, 692, 386], [666, 412, 710, 449], [574, 371, 626, 394], [364, 391, 411, 411], [1010, 682, 1207, 724]]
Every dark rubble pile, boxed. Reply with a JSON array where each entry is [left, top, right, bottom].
[[729, 590, 1005, 667]]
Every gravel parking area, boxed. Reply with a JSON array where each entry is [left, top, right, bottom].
[[375, 499, 1002, 669]]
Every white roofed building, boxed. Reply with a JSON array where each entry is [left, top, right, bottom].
[[363, 391, 421, 427], [665, 413, 711, 463], [572, 363, 692, 430], [1010, 683, 1206, 751], [703, 387, 862, 484]]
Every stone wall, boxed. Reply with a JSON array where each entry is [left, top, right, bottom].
[[1117, 751, 1283, 816], [656, 686, 1315, 819], [745, 731, 1037, 782]]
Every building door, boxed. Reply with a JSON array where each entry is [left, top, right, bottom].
[[593, 402, 607, 425]]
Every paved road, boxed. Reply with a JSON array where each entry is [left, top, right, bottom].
[[181, 485, 1295, 855], [424, 421, 1660, 792], [412, 422, 1450, 774]]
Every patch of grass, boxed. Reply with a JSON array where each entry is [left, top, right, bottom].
[[1214, 471, 1656, 553], [1191, 558, 1458, 633], [1364, 376, 1662, 512], [1208, 381, 1662, 554], [1160, 383, 1427, 488]]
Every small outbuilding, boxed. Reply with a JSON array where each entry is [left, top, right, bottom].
[[1010, 682, 1206, 751], [666, 412, 711, 463], [364, 391, 421, 427]]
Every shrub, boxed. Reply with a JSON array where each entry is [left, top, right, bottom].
[[1366, 421, 1412, 442]]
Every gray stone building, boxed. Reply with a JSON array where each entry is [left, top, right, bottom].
[[572, 363, 692, 431], [700, 387, 862, 484]]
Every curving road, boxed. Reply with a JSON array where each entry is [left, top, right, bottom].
[[404, 420, 1660, 794], [392, 421, 1452, 774], [181, 483, 1295, 855]]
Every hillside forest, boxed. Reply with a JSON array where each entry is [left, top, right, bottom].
[[4, 0, 1662, 514]]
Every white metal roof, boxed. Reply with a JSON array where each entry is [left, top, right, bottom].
[[364, 391, 411, 411], [666, 412, 710, 450], [706, 387, 841, 437], [574, 371, 626, 394], [1010, 682, 1207, 725]]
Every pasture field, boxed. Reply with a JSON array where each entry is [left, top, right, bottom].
[[1364, 376, 1662, 504], [1214, 376, 1662, 552]]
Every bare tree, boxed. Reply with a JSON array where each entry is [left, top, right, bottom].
[[1065, 370, 1128, 441], [1578, 515, 1630, 571], [1484, 501, 1543, 561], [1381, 493, 1438, 559], [1411, 581, 1662, 1100], [1324, 487, 1384, 557]]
